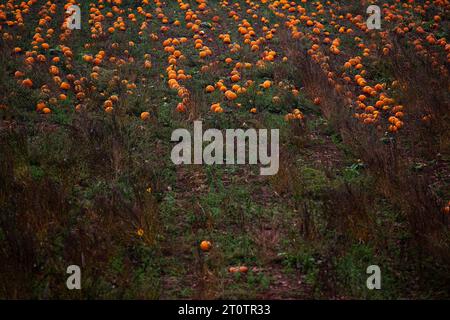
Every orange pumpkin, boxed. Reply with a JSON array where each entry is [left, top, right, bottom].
[[36, 102, 46, 111], [14, 71, 24, 78], [22, 78, 33, 88], [210, 103, 223, 113], [231, 74, 240, 82], [261, 80, 272, 89], [225, 90, 237, 100], [49, 66, 59, 75], [105, 106, 113, 113], [176, 103, 186, 112], [60, 82, 70, 90], [239, 266, 248, 273], [140, 111, 150, 120], [200, 240, 211, 252], [104, 100, 113, 108]]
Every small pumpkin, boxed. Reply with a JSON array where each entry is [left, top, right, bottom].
[[22, 78, 33, 88], [225, 90, 237, 100], [176, 102, 186, 112], [105, 106, 113, 113], [104, 100, 113, 108], [140, 111, 150, 120], [36, 102, 46, 111], [200, 240, 211, 252], [231, 74, 240, 82], [261, 80, 272, 89], [60, 82, 70, 90]]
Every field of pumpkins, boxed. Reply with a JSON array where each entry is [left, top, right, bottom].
[[0, 0, 449, 299]]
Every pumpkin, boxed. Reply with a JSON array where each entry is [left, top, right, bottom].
[[228, 266, 248, 273], [76, 92, 85, 100], [83, 54, 93, 62], [105, 106, 113, 113], [261, 80, 272, 89], [140, 111, 150, 120], [25, 57, 34, 65], [22, 78, 33, 87], [211, 103, 223, 113], [49, 65, 59, 75], [14, 71, 24, 78], [232, 84, 240, 92], [36, 102, 46, 111], [60, 82, 70, 90], [231, 74, 240, 82], [200, 240, 211, 252], [104, 100, 113, 108], [239, 266, 248, 273], [225, 90, 237, 100], [176, 103, 186, 112]]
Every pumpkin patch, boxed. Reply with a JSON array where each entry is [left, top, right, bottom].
[[0, 0, 448, 301]]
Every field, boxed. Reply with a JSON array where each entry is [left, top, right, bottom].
[[0, 0, 449, 299]]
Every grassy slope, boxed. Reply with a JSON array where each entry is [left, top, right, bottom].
[[0, 0, 449, 299]]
